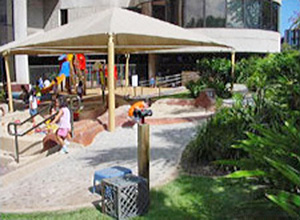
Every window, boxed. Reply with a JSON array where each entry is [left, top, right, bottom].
[[271, 2, 279, 31], [0, 0, 13, 45], [226, 0, 244, 28], [60, 9, 68, 25], [205, 0, 226, 27], [262, 0, 271, 30], [168, 0, 180, 25], [244, 0, 261, 29], [183, 0, 205, 28], [152, 1, 167, 21]]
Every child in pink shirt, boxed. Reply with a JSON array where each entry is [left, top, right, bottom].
[[51, 96, 71, 153]]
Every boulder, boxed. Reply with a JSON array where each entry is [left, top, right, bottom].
[[42, 133, 60, 155], [194, 89, 216, 110]]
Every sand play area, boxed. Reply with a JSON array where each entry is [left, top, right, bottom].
[[0, 96, 214, 212]]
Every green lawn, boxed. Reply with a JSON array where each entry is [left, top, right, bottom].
[[1, 176, 285, 220], [153, 91, 191, 100]]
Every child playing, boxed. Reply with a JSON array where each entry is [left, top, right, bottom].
[[52, 78, 59, 97], [77, 80, 83, 101], [29, 88, 38, 126], [50, 96, 71, 154], [45, 97, 60, 134], [128, 98, 152, 124]]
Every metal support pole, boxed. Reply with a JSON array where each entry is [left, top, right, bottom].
[[108, 33, 115, 132], [138, 124, 150, 190], [4, 55, 14, 112], [14, 124, 19, 163], [125, 54, 130, 87]]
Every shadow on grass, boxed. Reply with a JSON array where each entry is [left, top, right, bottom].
[[1, 176, 290, 220], [135, 176, 290, 220]]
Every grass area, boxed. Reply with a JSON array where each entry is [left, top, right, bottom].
[[153, 91, 191, 101], [1, 175, 284, 220]]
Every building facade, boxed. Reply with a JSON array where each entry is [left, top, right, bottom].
[[0, 0, 281, 85], [284, 29, 300, 50]]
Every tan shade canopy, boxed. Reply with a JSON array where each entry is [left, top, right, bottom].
[[0, 7, 230, 55]]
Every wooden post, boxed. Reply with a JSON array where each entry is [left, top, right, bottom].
[[4, 55, 14, 112], [108, 33, 115, 132], [138, 124, 150, 189], [231, 50, 236, 90], [125, 54, 130, 87]]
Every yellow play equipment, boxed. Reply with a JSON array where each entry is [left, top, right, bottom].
[[41, 74, 66, 94]]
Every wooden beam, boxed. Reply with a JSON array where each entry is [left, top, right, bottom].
[[138, 124, 150, 189], [108, 34, 115, 132], [4, 55, 14, 112], [125, 54, 130, 87]]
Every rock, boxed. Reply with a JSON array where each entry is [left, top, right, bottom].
[[42, 133, 60, 155], [194, 89, 216, 110], [0, 103, 8, 117]]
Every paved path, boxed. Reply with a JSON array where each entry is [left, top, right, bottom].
[[0, 121, 203, 213]]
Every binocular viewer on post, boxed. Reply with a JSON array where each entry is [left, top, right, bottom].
[[134, 109, 153, 124]]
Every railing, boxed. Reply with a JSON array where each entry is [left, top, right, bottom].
[[137, 73, 182, 97], [7, 105, 57, 163], [7, 95, 81, 163]]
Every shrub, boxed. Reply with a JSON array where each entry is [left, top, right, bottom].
[[181, 99, 253, 168], [222, 122, 300, 219], [185, 58, 232, 99]]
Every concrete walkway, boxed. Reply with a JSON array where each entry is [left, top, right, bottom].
[[0, 121, 203, 213]]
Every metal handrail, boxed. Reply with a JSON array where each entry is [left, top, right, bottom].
[[7, 112, 58, 137], [7, 95, 81, 163], [11, 105, 50, 127]]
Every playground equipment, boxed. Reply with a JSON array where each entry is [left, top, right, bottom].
[[41, 74, 66, 94]]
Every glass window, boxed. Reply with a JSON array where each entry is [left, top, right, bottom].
[[183, 0, 204, 28], [167, 0, 180, 25], [244, 0, 261, 29], [262, 0, 271, 30], [60, 9, 68, 25], [152, 1, 166, 21], [0, 0, 13, 45], [205, 0, 226, 27], [226, 0, 244, 28], [271, 2, 279, 31]]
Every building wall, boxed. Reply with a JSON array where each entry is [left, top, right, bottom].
[[27, 0, 44, 35], [193, 28, 281, 53], [60, 0, 130, 9], [43, 0, 60, 31]]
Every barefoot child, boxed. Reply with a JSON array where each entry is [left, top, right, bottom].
[[29, 88, 38, 126], [51, 96, 71, 153]]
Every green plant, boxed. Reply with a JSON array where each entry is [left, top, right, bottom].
[[181, 100, 254, 168], [235, 56, 261, 84], [185, 80, 206, 98], [221, 122, 300, 218], [185, 58, 232, 99], [0, 89, 5, 102]]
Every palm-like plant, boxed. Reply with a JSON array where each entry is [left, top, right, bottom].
[[222, 122, 300, 218]]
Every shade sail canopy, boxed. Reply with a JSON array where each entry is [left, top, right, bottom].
[[0, 7, 230, 55]]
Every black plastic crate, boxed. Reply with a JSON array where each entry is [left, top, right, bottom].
[[101, 174, 149, 220]]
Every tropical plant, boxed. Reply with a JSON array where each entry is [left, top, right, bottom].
[[181, 97, 254, 169], [222, 122, 300, 218]]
